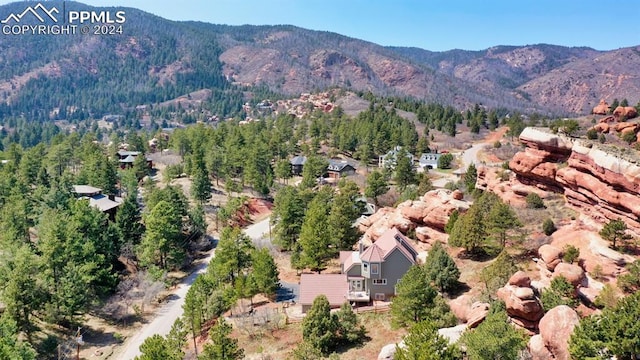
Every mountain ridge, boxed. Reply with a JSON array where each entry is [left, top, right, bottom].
[[0, 1, 638, 119]]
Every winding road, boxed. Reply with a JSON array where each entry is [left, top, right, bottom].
[[115, 217, 272, 359]]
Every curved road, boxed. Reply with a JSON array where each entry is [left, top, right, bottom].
[[115, 217, 271, 359]]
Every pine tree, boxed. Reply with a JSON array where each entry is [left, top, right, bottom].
[[423, 242, 460, 293], [328, 180, 362, 250], [249, 248, 280, 300], [200, 318, 244, 359], [391, 265, 437, 328], [298, 190, 334, 272], [301, 295, 338, 354], [394, 148, 416, 191], [365, 170, 389, 206], [394, 319, 461, 360]]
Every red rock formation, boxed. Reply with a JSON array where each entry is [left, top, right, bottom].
[[506, 128, 640, 234], [359, 189, 470, 245], [497, 272, 544, 331], [613, 106, 638, 120], [553, 263, 586, 287], [538, 244, 563, 271], [592, 123, 609, 133], [592, 99, 610, 115], [537, 305, 580, 360], [599, 115, 616, 123]]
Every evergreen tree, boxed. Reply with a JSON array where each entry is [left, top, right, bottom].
[[274, 158, 292, 184], [211, 226, 255, 285], [298, 190, 334, 272], [394, 319, 461, 360], [200, 318, 244, 360], [136, 334, 184, 360], [300, 156, 328, 189], [249, 248, 280, 300], [328, 180, 363, 250], [395, 148, 416, 191], [391, 265, 437, 328], [461, 308, 528, 360], [271, 186, 307, 251], [463, 163, 478, 193], [0, 314, 37, 360], [301, 295, 338, 354], [486, 201, 521, 249], [365, 170, 389, 206], [335, 302, 366, 345], [600, 218, 631, 249], [423, 242, 460, 293], [137, 200, 184, 270]]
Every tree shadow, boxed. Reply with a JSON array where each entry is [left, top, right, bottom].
[[446, 281, 472, 298]]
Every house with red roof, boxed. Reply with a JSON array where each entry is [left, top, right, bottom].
[[299, 227, 418, 312]]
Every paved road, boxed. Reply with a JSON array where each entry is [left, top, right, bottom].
[[461, 142, 487, 169], [115, 216, 272, 359]]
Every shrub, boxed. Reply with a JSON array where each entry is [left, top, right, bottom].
[[542, 218, 556, 236], [621, 131, 637, 144], [437, 153, 455, 169], [541, 276, 578, 311], [591, 264, 604, 280], [493, 141, 502, 149], [562, 245, 580, 264], [526, 193, 545, 209], [599, 133, 606, 143], [586, 128, 598, 140]]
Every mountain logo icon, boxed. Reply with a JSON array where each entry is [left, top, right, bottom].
[[1, 3, 59, 24]]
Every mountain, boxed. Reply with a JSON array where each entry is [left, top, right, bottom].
[[0, 1, 638, 120]]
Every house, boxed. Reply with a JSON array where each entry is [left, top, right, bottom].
[[379, 146, 414, 169], [418, 153, 442, 170], [290, 155, 307, 176], [116, 150, 153, 169], [326, 159, 356, 179], [72, 185, 123, 220], [299, 227, 419, 312], [299, 274, 349, 313]]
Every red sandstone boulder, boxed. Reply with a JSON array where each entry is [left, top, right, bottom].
[[449, 295, 472, 322], [466, 302, 490, 328], [538, 305, 580, 360], [529, 334, 553, 360], [553, 263, 586, 288], [539, 245, 563, 271], [613, 106, 638, 120], [509, 271, 532, 287], [592, 123, 609, 133], [614, 121, 638, 133], [599, 115, 616, 123], [592, 100, 610, 115], [452, 190, 464, 200], [497, 284, 544, 323], [399, 201, 427, 223]]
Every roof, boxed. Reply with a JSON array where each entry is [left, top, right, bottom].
[[73, 185, 102, 195], [419, 153, 442, 165], [340, 251, 362, 272], [299, 273, 348, 306], [87, 194, 123, 212], [119, 155, 136, 163], [117, 150, 141, 157], [290, 155, 307, 166], [360, 243, 385, 263], [327, 159, 355, 172], [361, 228, 418, 264]]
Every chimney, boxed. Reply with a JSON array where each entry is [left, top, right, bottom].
[[108, 194, 115, 201], [358, 241, 364, 254]]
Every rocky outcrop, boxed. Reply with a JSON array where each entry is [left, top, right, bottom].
[[497, 272, 544, 332], [613, 106, 638, 120], [449, 295, 489, 328], [536, 305, 580, 360], [538, 244, 563, 271], [553, 263, 586, 288], [506, 127, 640, 234], [358, 189, 470, 245], [592, 99, 610, 115]]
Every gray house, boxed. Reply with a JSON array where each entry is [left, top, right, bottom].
[[327, 159, 356, 179], [340, 227, 418, 302], [290, 155, 307, 176]]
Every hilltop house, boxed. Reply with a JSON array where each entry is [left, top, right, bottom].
[[72, 185, 123, 220], [299, 227, 418, 312], [326, 159, 356, 179], [290, 155, 307, 176], [379, 146, 414, 169]]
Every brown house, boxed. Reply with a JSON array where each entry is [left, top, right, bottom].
[[327, 160, 356, 179]]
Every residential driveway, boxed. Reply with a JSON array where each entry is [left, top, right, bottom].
[[276, 281, 299, 303]]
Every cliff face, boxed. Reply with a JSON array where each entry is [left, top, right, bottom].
[[508, 127, 640, 232]]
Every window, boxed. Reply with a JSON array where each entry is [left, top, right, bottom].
[[363, 263, 368, 272], [374, 293, 386, 301], [372, 279, 387, 285], [371, 263, 379, 274]]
